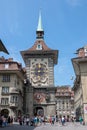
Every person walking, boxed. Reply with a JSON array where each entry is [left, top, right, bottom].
[[61, 116, 65, 126]]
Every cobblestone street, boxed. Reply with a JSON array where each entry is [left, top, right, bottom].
[[1, 122, 87, 130], [34, 122, 87, 130]]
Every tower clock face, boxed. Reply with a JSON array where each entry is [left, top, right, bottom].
[[31, 63, 48, 83]]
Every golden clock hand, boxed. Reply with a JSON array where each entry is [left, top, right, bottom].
[[38, 75, 41, 80], [38, 63, 41, 68]]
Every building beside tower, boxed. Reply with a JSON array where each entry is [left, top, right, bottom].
[[55, 86, 74, 120], [72, 45, 87, 123], [0, 57, 25, 118]]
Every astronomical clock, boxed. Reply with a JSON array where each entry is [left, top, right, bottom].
[[30, 62, 48, 86], [34, 92, 45, 103]]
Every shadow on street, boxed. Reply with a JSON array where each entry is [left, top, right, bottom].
[[0, 124, 35, 130]]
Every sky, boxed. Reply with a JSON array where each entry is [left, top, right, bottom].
[[0, 0, 87, 87]]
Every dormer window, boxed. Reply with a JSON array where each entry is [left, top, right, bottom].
[[5, 64, 9, 69], [36, 44, 42, 50], [84, 48, 87, 56]]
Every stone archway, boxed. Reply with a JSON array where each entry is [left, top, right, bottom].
[[34, 107, 44, 116], [1, 109, 9, 118]]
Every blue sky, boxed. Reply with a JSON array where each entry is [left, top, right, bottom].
[[0, 0, 87, 86]]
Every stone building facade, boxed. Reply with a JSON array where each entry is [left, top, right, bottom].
[[55, 86, 74, 120], [72, 45, 87, 123], [0, 57, 25, 118], [21, 13, 58, 117]]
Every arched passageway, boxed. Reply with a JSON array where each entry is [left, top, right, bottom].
[[34, 107, 44, 116], [1, 109, 9, 117]]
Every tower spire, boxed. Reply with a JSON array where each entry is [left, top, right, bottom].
[[37, 11, 43, 31], [36, 11, 44, 39]]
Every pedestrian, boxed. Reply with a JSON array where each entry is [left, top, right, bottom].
[[52, 117, 55, 125], [61, 116, 65, 126], [79, 116, 83, 124], [34, 116, 37, 127], [83, 120, 85, 125], [7, 116, 11, 125], [26, 117, 30, 125], [0, 116, 3, 127], [19, 116, 22, 125], [2, 116, 7, 127], [10, 116, 13, 125]]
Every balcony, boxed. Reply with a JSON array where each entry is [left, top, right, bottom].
[[9, 88, 19, 94], [9, 102, 18, 108], [1, 92, 9, 95], [0, 104, 9, 106]]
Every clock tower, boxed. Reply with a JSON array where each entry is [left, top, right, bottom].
[[21, 12, 58, 116]]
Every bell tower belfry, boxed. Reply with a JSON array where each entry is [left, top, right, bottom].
[[21, 12, 58, 116]]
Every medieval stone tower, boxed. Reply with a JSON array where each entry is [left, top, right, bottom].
[[21, 12, 58, 117]]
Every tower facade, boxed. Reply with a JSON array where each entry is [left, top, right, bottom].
[[21, 13, 58, 117]]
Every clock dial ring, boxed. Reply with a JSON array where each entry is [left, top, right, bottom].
[[31, 63, 48, 83]]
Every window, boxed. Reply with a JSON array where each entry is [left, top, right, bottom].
[[1, 98, 9, 105], [66, 102, 69, 109], [59, 101, 61, 109], [5, 64, 9, 69], [36, 44, 42, 50], [2, 74, 10, 82], [62, 101, 65, 109], [84, 48, 87, 56], [2, 86, 9, 94], [10, 96, 18, 103], [34, 59, 37, 61]]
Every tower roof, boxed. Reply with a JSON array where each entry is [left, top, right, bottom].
[[20, 11, 58, 65], [20, 40, 58, 65], [28, 40, 51, 51]]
